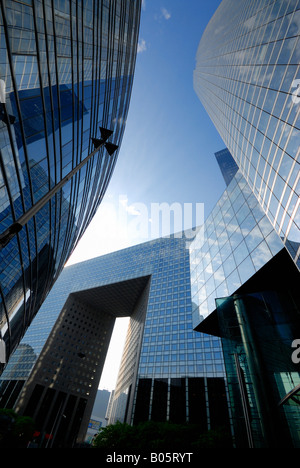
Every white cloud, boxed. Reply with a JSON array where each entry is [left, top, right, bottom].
[[126, 205, 142, 216], [137, 38, 147, 53], [161, 7, 171, 20], [120, 195, 142, 216]]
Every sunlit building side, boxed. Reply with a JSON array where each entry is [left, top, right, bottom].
[[194, 0, 300, 266]]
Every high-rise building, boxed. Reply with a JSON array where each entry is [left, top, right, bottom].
[[189, 167, 300, 447], [4, 232, 231, 447], [192, 0, 300, 448], [194, 0, 300, 267], [214, 148, 238, 187], [0, 0, 141, 367]]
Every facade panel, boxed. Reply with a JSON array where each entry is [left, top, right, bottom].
[[214, 148, 238, 187]]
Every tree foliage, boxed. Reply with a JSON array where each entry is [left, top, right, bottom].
[[92, 420, 232, 451], [0, 408, 36, 448]]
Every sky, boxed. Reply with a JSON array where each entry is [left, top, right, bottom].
[[66, 0, 226, 392]]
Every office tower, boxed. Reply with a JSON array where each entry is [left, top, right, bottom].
[[4, 233, 231, 448], [214, 149, 238, 187], [190, 168, 300, 448], [0, 0, 141, 367], [194, 0, 300, 266], [192, 0, 300, 448]]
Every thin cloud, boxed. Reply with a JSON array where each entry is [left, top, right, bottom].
[[120, 196, 142, 216], [137, 39, 147, 53], [161, 7, 171, 20]]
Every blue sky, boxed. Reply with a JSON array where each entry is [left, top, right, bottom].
[[117, 0, 224, 206], [67, 1, 225, 391], [68, 0, 225, 266]]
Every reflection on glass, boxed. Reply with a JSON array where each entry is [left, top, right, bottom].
[[194, 0, 300, 258], [190, 171, 285, 325]]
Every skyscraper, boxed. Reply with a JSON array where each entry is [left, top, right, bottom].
[[194, 0, 300, 267], [214, 148, 238, 187], [192, 0, 300, 448], [189, 167, 300, 447], [0, 0, 141, 367], [5, 232, 231, 448]]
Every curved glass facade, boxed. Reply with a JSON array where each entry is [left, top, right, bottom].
[[194, 0, 300, 265], [0, 0, 141, 363]]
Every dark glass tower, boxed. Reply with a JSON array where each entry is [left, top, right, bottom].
[[0, 0, 141, 366]]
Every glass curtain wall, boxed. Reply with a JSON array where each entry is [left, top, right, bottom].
[[194, 0, 300, 267], [0, 0, 141, 365]]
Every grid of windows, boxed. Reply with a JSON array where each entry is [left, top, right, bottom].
[[194, 0, 300, 265], [0, 0, 141, 363], [2, 233, 230, 437], [215, 148, 239, 187], [190, 171, 284, 326]]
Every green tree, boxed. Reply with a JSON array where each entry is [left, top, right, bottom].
[[0, 409, 36, 448], [192, 426, 233, 449], [93, 421, 136, 451], [92, 420, 232, 451]]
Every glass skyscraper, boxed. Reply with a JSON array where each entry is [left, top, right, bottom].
[[1, 232, 231, 447], [214, 148, 238, 187], [0, 0, 141, 366], [194, 0, 300, 267], [192, 0, 300, 448]]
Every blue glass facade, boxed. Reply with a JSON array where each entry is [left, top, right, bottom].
[[190, 170, 285, 327], [192, 0, 300, 447], [1, 233, 231, 447], [0, 0, 299, 450], [0, 0, 141, 364], [194, 0, 300, 266], [214, 148, 238, 187], [190, 170, 300, 447], [215, 274, 300, 448]]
